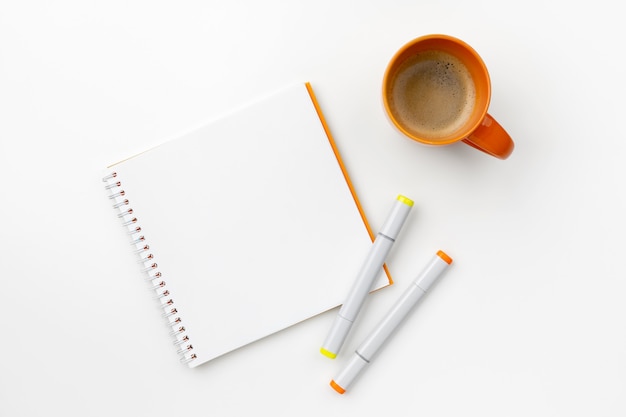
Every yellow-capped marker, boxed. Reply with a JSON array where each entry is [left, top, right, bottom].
[[320, 194, 414, 359]]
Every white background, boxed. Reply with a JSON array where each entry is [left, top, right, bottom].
[[1, 1, 624, 415]]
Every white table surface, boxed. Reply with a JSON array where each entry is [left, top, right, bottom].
[[2, 1, 624, 415]]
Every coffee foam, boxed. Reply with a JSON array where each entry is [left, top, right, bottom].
[[389, 50, 476, 140]]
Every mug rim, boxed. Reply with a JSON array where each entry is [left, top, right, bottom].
[[382, 34, 491, 145]]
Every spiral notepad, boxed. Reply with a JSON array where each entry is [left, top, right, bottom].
[[103, 83, 391, 368]]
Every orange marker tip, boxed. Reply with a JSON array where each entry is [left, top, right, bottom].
[[436, 250, 453, 264], [330, 380, 346, 394]]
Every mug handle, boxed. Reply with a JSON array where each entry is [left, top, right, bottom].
[[462, 114, 514, 159]]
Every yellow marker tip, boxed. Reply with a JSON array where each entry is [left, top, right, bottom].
[[397, 195, 414, 207], [330, 380, 346, 394], [320, 347, 337, 359]]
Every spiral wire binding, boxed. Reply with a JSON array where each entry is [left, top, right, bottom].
[[103, 172, 197, 365]]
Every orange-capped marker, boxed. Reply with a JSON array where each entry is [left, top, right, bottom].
[[329, 251, 452, 394]]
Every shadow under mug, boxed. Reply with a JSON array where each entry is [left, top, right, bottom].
[[382, 34, 514, 159]]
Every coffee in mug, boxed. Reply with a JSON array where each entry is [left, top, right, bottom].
[[383, 34, 514, 159]]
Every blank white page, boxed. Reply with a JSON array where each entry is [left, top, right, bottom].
[[107, 83, 389, 367]]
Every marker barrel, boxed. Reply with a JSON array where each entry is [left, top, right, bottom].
[[330, 251, 452, 394], [359, 252, 449, 359], [321, 236, 394, 357], [321, 195, 413, 358]]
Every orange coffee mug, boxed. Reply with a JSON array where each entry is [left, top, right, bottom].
[[382, 34, 514, 159]]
